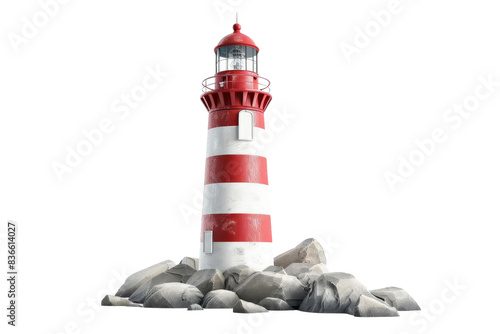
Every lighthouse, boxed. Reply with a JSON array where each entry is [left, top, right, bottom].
[[199, 22, 273, 271]]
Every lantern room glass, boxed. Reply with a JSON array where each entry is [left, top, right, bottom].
[[216, 45, 258, 73]]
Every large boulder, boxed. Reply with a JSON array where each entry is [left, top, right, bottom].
[[115, 260, 176, 297], [299, 272, 391, 316], [179, 257, 199, 270], [370, 287, 420, 311], [186, 269, 224, 295], [233, 300, 268, 313], [128, 274, 174, 304], [354, 295, 399, 317], [274, 239, 326, 268], [143, 283, 203, 308], [308, 263, 329, 274], [263, 265, 286, 275], [286, 263, 329, 279], [128, 264, 197, 303], [101, 295, 142, 307], [297, 273, 319, 288], [296, 264, 328, 286], [223, 265, 256, 291], [202, 290, 240, 309], [163, 264, 197, 282], [234, 272, 307, 307], [284, 263, 314, 277], [259, 297, 292, 311], [142, 283, 170, 303]]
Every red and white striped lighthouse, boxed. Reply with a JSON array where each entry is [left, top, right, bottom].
[[199, 22, 273, 271]]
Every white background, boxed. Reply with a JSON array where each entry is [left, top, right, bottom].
[[1, 0, 499, 333]]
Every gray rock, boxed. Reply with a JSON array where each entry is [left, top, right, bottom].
[[286, 263, 329, 278], [259, 297, 292, 311], [186, 269, 224, 295], [370, 287, 420, 311], [143, 283, 203, 308], [180, 257, 199, 270], [263, 265, 286, 274], [274, 238, 327, 268], [234, 272, 307, 307], [284, 263, 314, 277], [202, 290, 240, 309], [309, 263, 329, 274], [299, 272, 388, 316], [354, 295, 399, 317], [233, 300, 268, 313], [115, 259, 176, 297], [223, 265, 256, 291], [101, 295, 142, 307], [128, 274, 174, 303], [164, 264, 198, 282], [128, 264, 197, 303], [187, 304, 203, 311], [142, 283, 170, 303], [296, 264, 328, 286], [297, 272, 321, 287]]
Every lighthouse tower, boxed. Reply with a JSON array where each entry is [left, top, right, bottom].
[[199, 22, 273, 271]]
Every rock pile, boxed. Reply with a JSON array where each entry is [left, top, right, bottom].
[[103, 238, 420, 316]]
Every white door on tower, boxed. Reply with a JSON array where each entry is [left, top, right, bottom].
[[238, 110, 254, 141], [203, 231, 213, 253]]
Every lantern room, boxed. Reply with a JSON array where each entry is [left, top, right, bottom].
[[201, 22, 272, 112], [214, 23, 259, 73]]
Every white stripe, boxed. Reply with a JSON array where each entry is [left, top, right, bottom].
[[202, 183, 270, 215], [199, 242, 273, 271], [206, 126, 267, 157]]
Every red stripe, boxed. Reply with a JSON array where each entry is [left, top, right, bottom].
[[201, 214, 272, 242], [205, 155, 268, 185], [208, 109, 265, 129]]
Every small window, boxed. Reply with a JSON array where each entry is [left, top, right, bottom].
[[238, 110, 254, 141]]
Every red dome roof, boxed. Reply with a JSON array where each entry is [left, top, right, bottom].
[[214, 23, 259, 53]]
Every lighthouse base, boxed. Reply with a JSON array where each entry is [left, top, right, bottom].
[[199, 242, 273, 272]]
